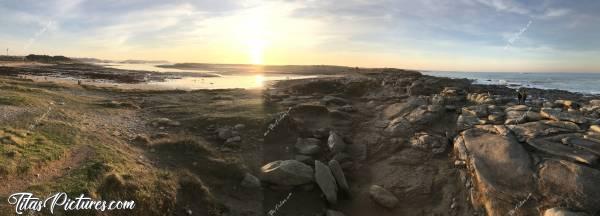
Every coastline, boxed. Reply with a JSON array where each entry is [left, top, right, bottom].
[[424, 71, 600, 95], [1, 62, 600, 215]]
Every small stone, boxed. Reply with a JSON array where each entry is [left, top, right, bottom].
[[225, 136, 241, 144], [327, 131, 347, 153], [454, 160, 466, 167], [326, 210, 346, 216], [234, 124, 246, 130], [241, 173, 261, 188], [369, 185, 399, 209], [217, 128, 233, 140]]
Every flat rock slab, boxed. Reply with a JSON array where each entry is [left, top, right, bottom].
[[508, 121, 580, 142], [315, 160, 338, 204], [328, 160, 350, 194], [527, 139, 598, 165], [369, 185, 399, 209], [541, 108, 587, 124], [539, 160, 600, 213], [461, 128, 535, 215], [543, 208, 590, 216], [567, 137, 600, 156], [260, 160, 314, 186]]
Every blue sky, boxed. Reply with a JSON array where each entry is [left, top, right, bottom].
[[1, 0, 599, 72]]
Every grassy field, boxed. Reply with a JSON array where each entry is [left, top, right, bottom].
[[0, 75, 273, 215]]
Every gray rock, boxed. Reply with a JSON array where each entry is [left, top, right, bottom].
[[295, 138, 322, 155], [539, 160, 600, 213], [321, 95, 349, 106], [506, 105, 529, 112], [338, 105, 355, 113], [460, 128, 535, 215], [234, 124, 246, 130], [504, 110, 527, 124], [260, 160, 314, 186], [152, 117, 181, 127], [410, 133, 447, 154], [488, 114, 504, 124], [508, 121, 580, 142], [315, 160, 338, 204], [295, 155, 313, 164], [526, 111, 543, 121], [564, 137, 600, 156], [327, 131, 347, 153], [217, 127, 234, 140], [332, 152, 351, 163], [241, 173, 261, 188], [541, 108, 587, 124], [329, 160, 350, 194], [383, 97, 427, 119], [527, 138, 598, 165], [225, 136, 241, 144], [457, 113, 480, 131], [462, 105, 488, 117], [544, 208, 589, 216], [326, 210, 346, 216], [369, 185, 399, 209], [543, 120, 581, 131]]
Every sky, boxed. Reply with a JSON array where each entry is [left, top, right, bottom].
[[1, 0, 600, 72]]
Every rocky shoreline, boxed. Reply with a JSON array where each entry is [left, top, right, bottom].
[[258, 70, 600, 216]]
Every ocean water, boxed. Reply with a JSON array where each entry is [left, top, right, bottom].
[[423, 71, 600, 95], [97, 63, 317, 90]]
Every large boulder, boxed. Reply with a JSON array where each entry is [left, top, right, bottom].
[[369, 185, 399, 209], [539, 160, 600, 214], [260, 160, 314, 186], [460, 128, 535, 215], [315, 160, 338, 204]]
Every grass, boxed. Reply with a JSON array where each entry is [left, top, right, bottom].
[[0, 75, 269, 215], [0, 95, 26, 105], [0, 127, 67, 175]]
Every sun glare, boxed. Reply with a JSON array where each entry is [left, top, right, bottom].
[[241, 4, 269, 65], [249, 39, 265, 65]]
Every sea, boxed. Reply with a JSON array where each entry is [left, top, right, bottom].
[[423, 71, 600, 95]]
